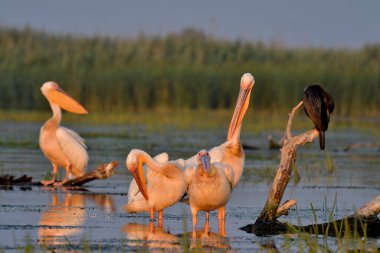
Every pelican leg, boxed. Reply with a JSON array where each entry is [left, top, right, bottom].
[[204, 212, 210, 234], [191, 208, 198, 238], [217, 206, 226, 237], [158, 210, 163, 228], [54, 164, 71, 187], [149, 220, 155, 233], [149, 208, 155, 221], [40, 164, 58, 186]]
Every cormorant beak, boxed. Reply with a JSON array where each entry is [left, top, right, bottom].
[[227, 85, 252, 141], [129, 159, 149, 201], [47, 87, 88, 114]]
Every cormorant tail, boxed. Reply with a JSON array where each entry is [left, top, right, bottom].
[[319, 131, 325, 150]]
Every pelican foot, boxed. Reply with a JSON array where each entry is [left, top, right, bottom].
[[40, 179, 55, 186], [53, 180, 67, 187]]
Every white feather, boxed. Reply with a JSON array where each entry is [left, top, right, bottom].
[[184, 165, 196, 185], [56, 126, 88, 177]]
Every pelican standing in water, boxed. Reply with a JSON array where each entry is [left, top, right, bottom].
[[39, 82, 88, 186], [186, 150, 234, 236], [185, 73, 255, 189], [124, 149, 187, 227], [303, 84, 334, 150]]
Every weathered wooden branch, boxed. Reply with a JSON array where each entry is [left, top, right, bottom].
[[0, 174, 32, 185], [62, 161, 119, 186], [256, 101, 319, 223], [275, 199, 297, 218], [0, 161, 119, 187], [354, 196, 380, 218]]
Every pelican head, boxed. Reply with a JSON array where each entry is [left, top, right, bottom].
[[126, 149, 149, 200], [41, 81, 88, 114], [197, 149, 214, 177], [227, 73, 255, 141]]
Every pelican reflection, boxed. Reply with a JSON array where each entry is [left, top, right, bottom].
[[122, 221, 232, 252], [122, 223, 181, 251], [38, 192, 115, 245]]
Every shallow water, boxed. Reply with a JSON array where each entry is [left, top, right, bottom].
[[0, 121, 379, 252]]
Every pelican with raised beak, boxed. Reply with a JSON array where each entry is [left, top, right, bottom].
[[185, 73, 254, 189]]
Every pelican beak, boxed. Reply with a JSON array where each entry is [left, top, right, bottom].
[[47, 87, 88, 114], [130, 159, 149, 201], [227, 85, 252, 141], [200, 155, 211, 176]]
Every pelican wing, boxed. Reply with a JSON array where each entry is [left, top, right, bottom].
[[184, 165, 196, 186], [214, 162, 235, 189], [56, 126, 88, 177]]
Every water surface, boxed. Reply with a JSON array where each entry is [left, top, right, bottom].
[[0, 121, 379, 252]]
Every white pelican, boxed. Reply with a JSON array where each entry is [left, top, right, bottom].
[[186, 150, 234, 236], [124, 149, 187, 226], [185, 73, 255, 189], [39, 81, 88, 186]]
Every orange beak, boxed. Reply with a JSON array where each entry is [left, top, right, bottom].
[[130, 159, 149, 201], [47, 87, 88, 114], [227, 86, 252, 141]]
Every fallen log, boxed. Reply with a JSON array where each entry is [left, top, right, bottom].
[[241, 195, 380, 237], [62, 161, 119, 186], [0, 161, 119, 187], [342, 142, 380, 152], [0, 174, 32, 185]]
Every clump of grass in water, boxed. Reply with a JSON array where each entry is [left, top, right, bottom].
[[292, 164, 301, 185], [283, 199, 378, 252], [325, 152, 336, 174], [252, 166, 277, 183]]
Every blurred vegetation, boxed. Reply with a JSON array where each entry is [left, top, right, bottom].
[[0, 26, 379, 116]]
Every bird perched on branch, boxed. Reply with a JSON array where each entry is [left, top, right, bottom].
[[303, 84, 334, 150]]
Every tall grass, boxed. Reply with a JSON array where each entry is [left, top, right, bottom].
[[0, 26, 379, 116]]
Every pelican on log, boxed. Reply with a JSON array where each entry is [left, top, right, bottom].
[[39, 82, 88, 186]]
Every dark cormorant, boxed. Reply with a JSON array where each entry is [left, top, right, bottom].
[[303, 84, 334, 150]]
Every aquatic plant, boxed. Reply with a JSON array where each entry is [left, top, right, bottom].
[[325, 152, 336, 174]]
